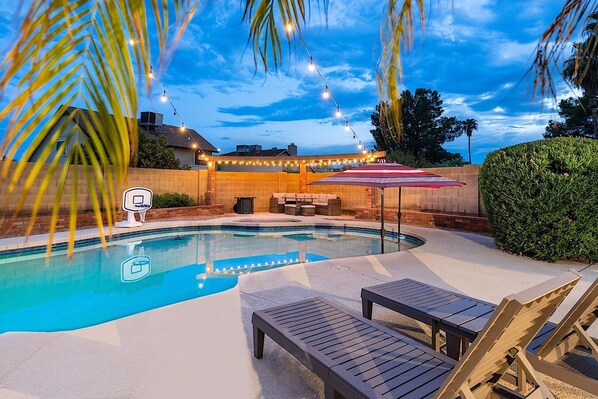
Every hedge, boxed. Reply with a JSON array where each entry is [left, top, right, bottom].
[[479, 137, 598, 263], [153, 193, 198, 209]]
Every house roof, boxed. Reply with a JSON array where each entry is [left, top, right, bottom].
[[220, 148, 291, 157], [143, 125, 218, 152], [58, 106, 218, 153]]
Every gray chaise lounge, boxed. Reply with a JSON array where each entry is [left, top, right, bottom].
[[252, 272, 579, 399]]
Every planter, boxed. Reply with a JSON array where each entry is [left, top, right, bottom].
[[354, 207, 490, 234]]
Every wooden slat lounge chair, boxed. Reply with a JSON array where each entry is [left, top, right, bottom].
[[253, 272, 579, 399], [361, 275, 597, 395]]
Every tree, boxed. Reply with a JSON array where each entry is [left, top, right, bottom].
[[545, 96, 597, 138], [1, 0, 595, 255], [370, 89, 464, 165], [462, 118, 478, 164], [136, 131, 181, 170]]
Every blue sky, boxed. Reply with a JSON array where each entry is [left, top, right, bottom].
[[0, 1, 580, 164]]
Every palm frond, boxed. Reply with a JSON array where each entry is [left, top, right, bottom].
[[527, 0, 597, 100], [242, 0, 311, 72], [0, 0, 197, 257]]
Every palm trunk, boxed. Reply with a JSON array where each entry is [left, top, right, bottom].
[[467, 135, 472, 164]]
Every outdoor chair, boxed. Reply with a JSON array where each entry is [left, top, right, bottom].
[[252, 272, 579, 399], [361, 275, 597, 395]]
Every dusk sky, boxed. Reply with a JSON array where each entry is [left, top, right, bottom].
[[0, 1, 581, 164]]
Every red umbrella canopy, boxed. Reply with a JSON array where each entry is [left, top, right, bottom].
[[308, 163, 464, 189]]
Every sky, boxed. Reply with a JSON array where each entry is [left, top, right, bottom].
[[0, 1, 581, 164]]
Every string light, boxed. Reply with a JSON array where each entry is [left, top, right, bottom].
[[135, 59, 212, 159], [292, 32, 371, 154]]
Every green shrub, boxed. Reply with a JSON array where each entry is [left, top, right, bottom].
[[480, 138, 598, 263], [153, 193, 198, 208]]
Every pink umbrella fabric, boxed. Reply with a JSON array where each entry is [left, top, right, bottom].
[[309, 162, 464, 253]]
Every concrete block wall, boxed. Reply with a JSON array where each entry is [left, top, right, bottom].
[[214, 171, 300, 213], [1, 163, 484, 217], [371, 164, 485, 216], [0, 163, 209, 215]]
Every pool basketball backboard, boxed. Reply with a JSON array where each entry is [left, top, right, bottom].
[[122, 187, 153, 212]]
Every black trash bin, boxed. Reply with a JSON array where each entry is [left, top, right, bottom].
[[234, 197, 255, 214]]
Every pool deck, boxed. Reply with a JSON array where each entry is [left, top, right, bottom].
[[0, 213, 596, 398]]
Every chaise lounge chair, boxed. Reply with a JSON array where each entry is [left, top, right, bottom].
[[252, 272, 579, 399], [361, 275, 598, 395]]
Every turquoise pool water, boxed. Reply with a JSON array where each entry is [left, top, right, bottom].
[[0, 226, 423, 333]]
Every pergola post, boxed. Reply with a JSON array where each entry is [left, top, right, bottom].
[[299, 163, 307, 193], [207, 161, 216, 204]]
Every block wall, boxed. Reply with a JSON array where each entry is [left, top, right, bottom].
[[0, 163, 208, 215], [1, 163, 484, 217]]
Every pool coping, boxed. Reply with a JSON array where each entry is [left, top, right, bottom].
[[0, 213, 426, 254]]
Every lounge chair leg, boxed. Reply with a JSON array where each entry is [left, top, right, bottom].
[[515, 351, 555, 399], [362, 298, 373, 320], [431, 322, 441, 352], [446, 334, 462, 360], [253, 325, 265, 359], [324, 384, 343, 399]]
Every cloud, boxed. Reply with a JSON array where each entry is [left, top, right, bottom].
[[490, 40, 537, 66]]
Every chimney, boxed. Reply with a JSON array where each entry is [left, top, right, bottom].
[[287, 143, 297, 156]]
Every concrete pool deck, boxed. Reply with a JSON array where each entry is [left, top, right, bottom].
[[0, 213, 596, 398]]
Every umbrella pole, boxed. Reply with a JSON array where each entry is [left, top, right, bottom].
[[398, 187, 402, 250], [380, 187, 385, 254]]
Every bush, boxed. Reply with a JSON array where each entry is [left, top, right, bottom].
[[153, 193, 198, 208], [480, 138, 598, 263]]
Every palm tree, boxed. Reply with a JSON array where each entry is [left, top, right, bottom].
[[462, 119, 478, 164], [0, 0, 595, 255]]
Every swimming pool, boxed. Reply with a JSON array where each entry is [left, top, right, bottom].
[[0, 225, 423, 333]]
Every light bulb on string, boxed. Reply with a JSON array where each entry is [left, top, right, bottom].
[[322, 86, 330, 99], [308, 58, 316, 71], [148, 67, 154, 79], [335, 107, 342, 118], [161, 90, 167, 102], [180, 122, 185, 132], [358, 141, 363, 149], [344, 121, 350, 132]]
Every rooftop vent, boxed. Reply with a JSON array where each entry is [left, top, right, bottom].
[[139, 112, 163, 127]]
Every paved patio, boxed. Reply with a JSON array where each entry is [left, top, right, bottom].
[[0, 214, 596, 398]]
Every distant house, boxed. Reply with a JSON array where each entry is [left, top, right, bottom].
[[29, 107, 218, 170], [139, 111, 218, 169], [217, 143, 298, 172]]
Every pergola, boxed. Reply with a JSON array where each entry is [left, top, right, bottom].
[[203, 151, 386, 202]]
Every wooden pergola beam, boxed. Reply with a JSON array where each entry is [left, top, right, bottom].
[[204, 151, 386, 164]]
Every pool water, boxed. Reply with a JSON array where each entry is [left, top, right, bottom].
[[0, 227, 422, 333]]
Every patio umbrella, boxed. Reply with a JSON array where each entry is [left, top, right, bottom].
[[308, 162, 464, 253]]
